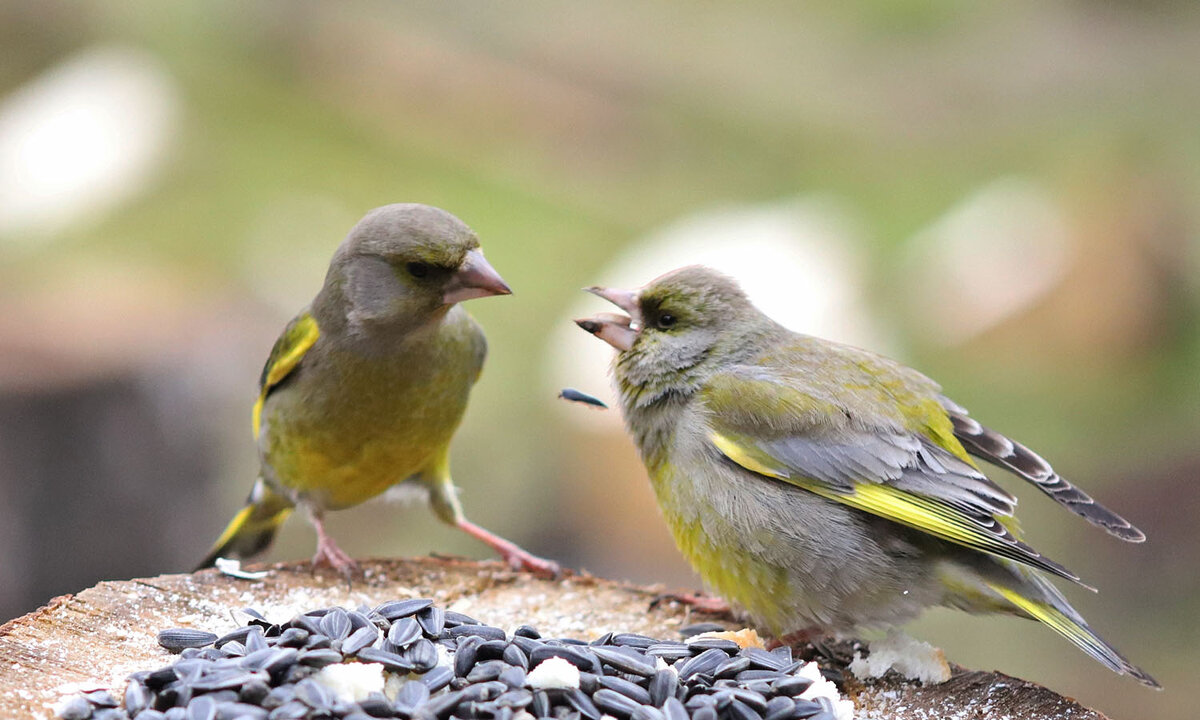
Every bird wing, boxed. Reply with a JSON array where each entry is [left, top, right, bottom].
[[252, 311, 320, 439], [702, 368, 1086, 586], [939, 396, 1145, 542]]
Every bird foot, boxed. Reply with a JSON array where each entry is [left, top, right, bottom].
[[649, 591, 733, 616], [455, 518, 561, 578], [311, 535, 357, 577]]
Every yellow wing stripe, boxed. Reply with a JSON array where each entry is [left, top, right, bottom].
[[252, 315, 319, 439], [713, 431, 984, 545], [710, 430, 1078, 582], [987, 583, 1108, 662]]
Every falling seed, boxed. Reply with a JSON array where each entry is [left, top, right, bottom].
[[558, 388, 608, 409]]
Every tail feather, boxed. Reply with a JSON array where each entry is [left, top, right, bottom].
[[945, 406, 1145, 542], [196, 479, 293, 571], [985, 577, 1160, 688]]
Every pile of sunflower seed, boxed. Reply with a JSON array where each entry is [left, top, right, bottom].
[[55, 599, 847, 720]]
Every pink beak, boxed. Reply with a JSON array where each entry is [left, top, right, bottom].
[[576, 286, 640, 351], [443, 250, 512, 305]]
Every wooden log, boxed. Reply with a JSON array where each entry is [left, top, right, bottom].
[[0, 558, 1106, 719]]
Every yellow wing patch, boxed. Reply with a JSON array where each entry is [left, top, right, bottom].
[[709, 430, 1080, 584], [252, 313, 319, 439]]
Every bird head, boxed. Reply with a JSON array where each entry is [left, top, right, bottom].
[[324, 203, 511, 329], [576, 266, 764, 405]]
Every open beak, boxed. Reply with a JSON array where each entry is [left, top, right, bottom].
[[576, 286, 640, 351], [585, 286, 639, 316], [443, 249, 512, 305]]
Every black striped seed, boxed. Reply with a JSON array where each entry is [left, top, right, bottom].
[[597, 675, 651, 705], [678, 648, 728, 681], [591, 646, 656, 678], [447, 624, 506, 641], [649, 669, 677, 706], [592, 688, 642, 718], [387, 618, 422, 648], [158, 629, 219, 653], [375, 598, 434, 620], [416, 606, 446, 637]]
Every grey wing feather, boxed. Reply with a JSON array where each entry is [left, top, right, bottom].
[[941, 397, 1145, 543], [752, 430, 1085, 585], [758, 431, 1017, 515]]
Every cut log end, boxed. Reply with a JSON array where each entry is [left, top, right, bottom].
[[0, 557, 1108, 720]]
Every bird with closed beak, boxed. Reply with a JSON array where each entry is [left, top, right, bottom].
[[576, 265, 1157, 687], [198, 203, 557, 577]]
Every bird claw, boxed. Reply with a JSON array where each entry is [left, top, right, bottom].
[[311, 540, 358, 578], [499, 547, 561, 579]]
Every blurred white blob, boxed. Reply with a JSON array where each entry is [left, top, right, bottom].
[[0, 45, 179, 242], [902, 178, 1073, 346], [548, 197, 889, 428]]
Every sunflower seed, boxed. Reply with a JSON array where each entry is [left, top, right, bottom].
[[356, 647, 414, 673], [714, 656, 751, 679], [447, 624, 506, 642], [421, 666, 454, 693], [266, 699, 307, 720], [590, 647, 656, 678], [592, 689, 641, 718], [415, 606, 445, 637], [274, 628, 308, 648], [455, 636, 483, 677], [684, 637, 739, 653], [596, 676, 650, 705], [529, 690, 551, 718], [678, 649, 727, 681], [215, 702, 268, 720], [186, 696, 217, 720], [343, 625, 380, 655], [528, 645, 599, 674], [298, 648, 343, 667], [610, 634, 656, 650], [726, 699, 764, 720], [769, 677, 812, 697], [648, 669, 677, 706], [158, 630, 219, 653], [388, 618, 423, 648], [444, 611, 481, 627]]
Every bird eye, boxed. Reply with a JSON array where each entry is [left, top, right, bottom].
[[656, 313, 677, 329], [406, 262, 430, 278]]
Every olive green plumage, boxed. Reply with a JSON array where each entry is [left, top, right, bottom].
[[577, 265, 1157, 688], [198, 203, 554, 575]]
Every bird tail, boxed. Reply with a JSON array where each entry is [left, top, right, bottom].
[[984, 574, 1160, 688], [195, 479, 293, 571]]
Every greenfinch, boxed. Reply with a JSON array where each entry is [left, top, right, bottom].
[[198, 203, 557, 576], [576, 265, 1156, 687]]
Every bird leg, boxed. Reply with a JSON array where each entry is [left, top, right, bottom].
[[649, 591, 733, 616], [454, 518, 560, 578], [307, 508, 357, 576]]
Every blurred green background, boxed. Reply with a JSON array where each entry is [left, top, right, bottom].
[[1, 2, 1197, 717]]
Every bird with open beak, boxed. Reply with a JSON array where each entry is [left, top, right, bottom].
[[575, 264, 1156, 687], [197, 203, 558, 577]]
